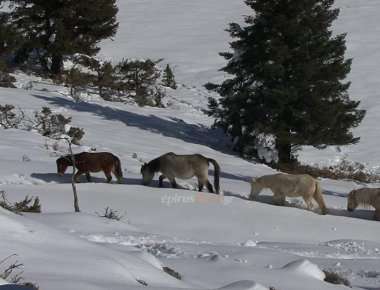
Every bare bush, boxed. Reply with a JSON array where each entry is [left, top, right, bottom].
[[0, 191, 41, 214], [0, 255, 39, 289], [0, 104, 25, 129], [96, 207, 124, 221], [323, 270, 351, 287]]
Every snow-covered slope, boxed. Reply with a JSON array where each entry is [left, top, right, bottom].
[[1, 1, 380, 290]]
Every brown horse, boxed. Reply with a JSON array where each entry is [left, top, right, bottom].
[[56, 152, 123, 183]]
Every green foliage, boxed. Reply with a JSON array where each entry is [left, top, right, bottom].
[[7, 0, 118, 74], [34, 107, 72, 137], [65, 67, 92, 102], [161, 64, 177, 89], [67, 127, 85, 145], [115, 58, 162, 100], [207, 0, 365, 165]]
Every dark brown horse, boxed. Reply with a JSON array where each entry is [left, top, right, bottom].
[[56, 152, 123, 183]]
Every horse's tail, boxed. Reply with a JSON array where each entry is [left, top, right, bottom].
[[313, 180, 327, 215], [113, 156, 123, 183], [207, 158, 220, 194]]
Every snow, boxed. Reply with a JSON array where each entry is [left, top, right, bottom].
[[1, 0, 380, 290]]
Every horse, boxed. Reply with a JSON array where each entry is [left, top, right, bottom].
[[140, 152, 221, 194], [56, 152, 123, 183], [249, 173, 328, 215], [347, 188, 380, 220]]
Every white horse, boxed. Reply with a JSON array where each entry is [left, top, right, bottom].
[[249, 173, 328, 215], [347, 188, 380, 220]]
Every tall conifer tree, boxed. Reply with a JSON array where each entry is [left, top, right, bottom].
[[207, 0, 365, 165], [8, 0, 118, 74]]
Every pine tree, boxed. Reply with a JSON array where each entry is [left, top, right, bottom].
[[162, 64, 177, 89], [7, 0, 118, 75], [207, 0, 365, 165]]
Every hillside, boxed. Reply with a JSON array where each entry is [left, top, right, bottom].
[[1, 1, 380, 290]]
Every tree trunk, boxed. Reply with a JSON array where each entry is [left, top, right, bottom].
[[276, 139, 293, 166], [51, 54, 63, 75]]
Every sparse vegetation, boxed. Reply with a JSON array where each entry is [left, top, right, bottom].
[[0, 191, 41, 214], [97, 207, 124, 221], [323, 270, 351, 287], [0, 104, 23, 128], [161, 64, 177, 89], [0, 104, 85, 144], [0, 255, 39, 289], [280, 158, 380, 183], [163, 266, 182, 280]]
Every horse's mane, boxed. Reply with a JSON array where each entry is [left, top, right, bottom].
[[148, 157, 161, 173]]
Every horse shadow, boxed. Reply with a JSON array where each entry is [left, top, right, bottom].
[[245, 193, 376, 221], [32, 94, 231, 152], [31, 173, 143, 185]]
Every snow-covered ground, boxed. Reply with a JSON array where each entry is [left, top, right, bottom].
[[1, 0, 380, 290]]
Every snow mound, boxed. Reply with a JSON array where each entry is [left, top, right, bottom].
[[217, 280, 269, 290], [282, 259, 325, 281]]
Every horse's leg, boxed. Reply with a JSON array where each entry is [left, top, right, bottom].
[[206, 180, 214, 193], [86, 172, 92, 182], [74, 171, 83, 183], [104, 170, 112, 183], [197, 179, 204, 192], [168, 177, 177, 188], [374, 208, 380, 221], [273, 192, 285, 206], [313, 192, 328, 215], [159, 175, 166, 187], [303, 196, 315, 212]]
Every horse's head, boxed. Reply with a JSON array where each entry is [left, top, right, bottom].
[[249, 177, 263, 200], [56, 156, 71, 176], [141, 162, 154, 185], [347, 190, 358, 212]]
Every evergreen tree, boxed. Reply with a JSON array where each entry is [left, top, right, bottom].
[[207, 0, 365, 165], [162, 64, 177, 89], [7, 0, 118, 75]]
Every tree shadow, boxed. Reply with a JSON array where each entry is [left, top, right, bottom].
[[32, 94, 230, 152]]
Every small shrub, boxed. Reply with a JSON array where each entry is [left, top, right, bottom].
[[65, 67, 91, 102], [67, 127, 85, 145], [323, 270, 351, 287], [33, 107, 71, 138], [0, 255, 39, 289], [0, 104, 24, 129], [163, 266, 181, 280], [0, 191, 41, 214], [0, 71, 16, 88], [161, 64, 177, 89], [97, 207, 124, 221], [280, 159, 380, 183]]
